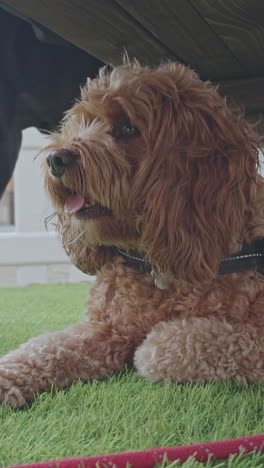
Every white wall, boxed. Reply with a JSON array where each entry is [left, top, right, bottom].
[[14, 128, 50, 232], [0, 128, 93, 287]]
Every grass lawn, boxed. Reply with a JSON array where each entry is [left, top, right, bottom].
[[0, 283, 264, 467]]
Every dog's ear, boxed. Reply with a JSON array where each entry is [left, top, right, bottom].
[[135, 67, 260, 285], [56, 213, 114, 275]]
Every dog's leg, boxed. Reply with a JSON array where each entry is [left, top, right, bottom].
[[0, 320, 132, 407], [134, 317, 264, 383]]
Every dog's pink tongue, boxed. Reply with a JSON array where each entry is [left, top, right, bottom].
[[64, 194, 85, 214]]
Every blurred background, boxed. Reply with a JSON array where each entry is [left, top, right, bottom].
[[0, 128, 92, 287]]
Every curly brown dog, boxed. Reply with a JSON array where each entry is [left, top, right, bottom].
[[1, 62, 264, 408]]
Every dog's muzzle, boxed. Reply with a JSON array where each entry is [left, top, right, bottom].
[[46, 149, 77, 177]]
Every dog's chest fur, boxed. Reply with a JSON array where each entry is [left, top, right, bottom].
[[85, 258, 264, 343]]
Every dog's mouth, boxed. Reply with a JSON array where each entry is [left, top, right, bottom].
[[64, 193, 112, 219]]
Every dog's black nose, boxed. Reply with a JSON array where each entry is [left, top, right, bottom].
[[46, 149, 76, 177]]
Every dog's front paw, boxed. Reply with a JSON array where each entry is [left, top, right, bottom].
[[0, 380, 26, 408], [0, 369, 27, 408]]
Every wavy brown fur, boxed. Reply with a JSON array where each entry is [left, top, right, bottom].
[[0, 62, 264, 408]]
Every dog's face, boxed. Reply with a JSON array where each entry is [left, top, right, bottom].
[[44, 62, 259, 284], [44, 64, 157, 252]]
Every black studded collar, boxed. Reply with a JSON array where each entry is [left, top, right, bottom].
[[115, 239, 264, 279]]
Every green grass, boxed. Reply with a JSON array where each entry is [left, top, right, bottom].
[[0, 284, 264, 467]]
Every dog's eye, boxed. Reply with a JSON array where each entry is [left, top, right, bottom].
[[120, 124, 139, 137], [113, 122, 139, 138]]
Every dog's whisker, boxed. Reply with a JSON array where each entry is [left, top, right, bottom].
[[44, 212, 58, 231], [66, 228, 87, 247]]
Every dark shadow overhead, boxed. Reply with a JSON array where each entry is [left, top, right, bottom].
[[1, 0, 264, 119]]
